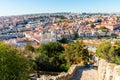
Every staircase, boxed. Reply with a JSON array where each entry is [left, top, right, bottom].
[[71, 67, 98, 80]]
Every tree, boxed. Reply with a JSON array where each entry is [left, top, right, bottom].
[[96, 41, 112, 60], [117, 16, 120, 22], [0, 42, 31, 80], [73, 33, 79, 40], [98, 26, 107, 30], [111, 46, 120, 64], [34, 53, 50, 71], [58, 38, 67, 43], [114, 46, 120, 56], [90, 23, 95, 28], [34, 42, 68, 72], [63, 40, 89, 64], [37, 42, 64, 57], [25, 43, 34, 53], [96, 41, 120, 64], [114, 39, 120, 45]]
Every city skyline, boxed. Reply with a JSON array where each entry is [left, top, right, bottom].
[[0, 0, 120, 16]]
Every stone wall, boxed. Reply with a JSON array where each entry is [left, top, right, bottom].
[[36, 59, 120, 80], [37, 65, 82, 80], [98, 59, 120, 80]]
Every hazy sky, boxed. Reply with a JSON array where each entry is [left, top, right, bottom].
[[0, 0, 120, 16]]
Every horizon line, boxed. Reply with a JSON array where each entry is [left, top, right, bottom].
[[0, 12, 120, 17]]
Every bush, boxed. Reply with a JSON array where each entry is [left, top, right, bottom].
[[0, 42, 31, 80], [96, 41, 120, 64], [63, 40, 89, 64], [34, 42, 68, 72]]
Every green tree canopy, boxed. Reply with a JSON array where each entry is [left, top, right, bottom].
[[96, 41, 120, 64], [34, 53, 50, 71], [90, 23, 96, 28], [34, 42, 68, 72], [96, 41, 112, 60], [114, 39, 120, 45], [0, 42, 31, 80], [99, 26, 107, 30], [63, 40, 89, 64], [58, 38, 68, 43], [37, 42, 64, 57], [25, 43, 34, 53]]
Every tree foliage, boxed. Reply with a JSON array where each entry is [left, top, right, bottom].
[[37, 42, 64, 57], [34, 53, 50, 71], [25, 43, 34, 53], [63, 40, 89, 64], [96, 41, 120, 64], [96, 41, 112, 60], [34, 42, 68, 72], [0, 42, 31, 80], [98, 26, 107, 30], [90, 23, 96, 28], [58, 38, 68, 43]]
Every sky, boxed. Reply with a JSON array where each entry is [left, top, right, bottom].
[[0, 0, 120, 16]]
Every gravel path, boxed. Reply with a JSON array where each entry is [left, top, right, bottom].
[[70, 67, 98, 80]]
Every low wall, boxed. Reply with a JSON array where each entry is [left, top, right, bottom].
[[37, 64, 82, 80], [38, 71, 59, 76], [98, 59, 120, 80], [36, 58, 120, 80]]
